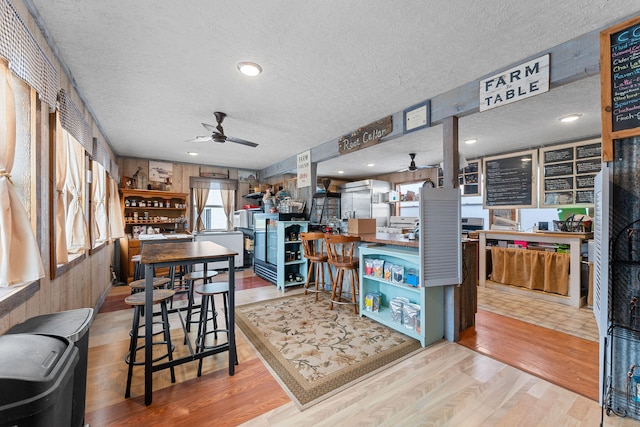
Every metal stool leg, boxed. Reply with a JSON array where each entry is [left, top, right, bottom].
[[125, 306, 140, 398]]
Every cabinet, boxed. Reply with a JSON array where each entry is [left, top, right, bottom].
[[276, 221, 309, 291], [478, 230, 590, 307], [119, 189, 189, 283], [253, 213, 308, 291], [359, 246, 444, 347], [309, 192, 341, 227]]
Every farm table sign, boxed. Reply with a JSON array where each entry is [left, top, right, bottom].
[[479, 54, 550, 112]]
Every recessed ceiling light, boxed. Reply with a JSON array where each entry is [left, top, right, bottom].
[[237, 61, 263, 77], [559, 114, 582, 123], [464, 139, 477, 144], [338, 170, 344, 174], [367, 163, 375, 167], [187, 151, 198, 156]]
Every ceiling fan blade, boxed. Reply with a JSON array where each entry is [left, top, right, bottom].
[[202, 123, 217, 132], [186, 135, 212, 143], [226, 136, 259, 147]]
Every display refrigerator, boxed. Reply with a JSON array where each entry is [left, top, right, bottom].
[[253, 212, 306, 286]]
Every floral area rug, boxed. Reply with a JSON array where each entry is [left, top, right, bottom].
[[235, 293, 423, 409]]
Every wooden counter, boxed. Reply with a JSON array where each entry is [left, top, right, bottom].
[[478, 230, 590, 307], [353, 232, 419, 248]]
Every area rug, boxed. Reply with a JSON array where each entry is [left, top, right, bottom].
[[235, 293, 423, 410]]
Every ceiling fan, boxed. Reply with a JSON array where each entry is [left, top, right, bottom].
[[400, 153, 438, 172], [186, 112, 259, 147]]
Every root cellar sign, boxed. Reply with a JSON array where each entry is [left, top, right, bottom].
[[338, 116, 392, 155], [479, 55, 549, 112]]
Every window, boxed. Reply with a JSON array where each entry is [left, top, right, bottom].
[[0, 60, 44, 294], [197, 189, 229, 231], [91, 160, 108, 247], [190, 176, 237, 232], [397, 181, 425, 217], [52, 119, 91, 272]]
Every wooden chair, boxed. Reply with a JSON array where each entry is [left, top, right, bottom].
[[325, 234, 361, 313], [300, 232, 334, 301]]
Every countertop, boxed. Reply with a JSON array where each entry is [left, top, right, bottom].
[[349, 232, 479, 248], [354, 232, 419, 248], [478, 230, 593, 239]]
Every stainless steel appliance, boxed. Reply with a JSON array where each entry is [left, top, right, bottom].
[[339, 179, 391, 226], [233, 208, 261, 229]]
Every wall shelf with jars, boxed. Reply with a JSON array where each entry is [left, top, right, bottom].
[[119, 189, 189, 283]]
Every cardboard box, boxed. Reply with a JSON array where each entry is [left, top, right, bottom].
[[348, 218, 377, 235]]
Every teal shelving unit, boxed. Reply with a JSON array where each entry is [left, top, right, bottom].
[[276, 220, 309, 291], [359, 245, 444, 347]]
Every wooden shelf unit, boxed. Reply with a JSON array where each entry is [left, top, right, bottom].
[[119, 189, 189, 283]]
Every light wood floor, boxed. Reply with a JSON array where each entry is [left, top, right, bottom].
[[84, 271, 637, 426]]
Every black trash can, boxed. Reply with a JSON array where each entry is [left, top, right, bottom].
[[0, 333, 78, 427], [7, 308, 93, 427]]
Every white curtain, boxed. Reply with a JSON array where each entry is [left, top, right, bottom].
[[54, 113, 69, 264], [91, 161, 108, 245], [108, 176, 124, 239], [0, 60, 44, 287], [221, 189, 234, 231], [65, 131, 89, 253]]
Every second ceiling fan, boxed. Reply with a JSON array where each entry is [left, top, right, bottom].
[[403, 153, 437, 172], [186, 112, 259, 147]]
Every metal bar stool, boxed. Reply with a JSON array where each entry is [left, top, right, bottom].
[[124, 289, 176, 398], [194, 282, 237, 377], [132, 254, 143, 281], [300, 232, 334, 301], [325, 234, 361, 314], [129, 277, 171, 316], [183, 268, 219, 332], [129, 277, 171, 294]]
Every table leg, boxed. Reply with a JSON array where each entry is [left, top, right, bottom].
[[228, 256, 236, 375], [144, 263, 154, 405]]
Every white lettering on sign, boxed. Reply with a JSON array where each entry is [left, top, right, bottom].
[[479, 54, 550, 112], [338, 116, 393, 155]]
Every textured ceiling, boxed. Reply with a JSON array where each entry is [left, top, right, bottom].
[[27, 0, 640, 178]]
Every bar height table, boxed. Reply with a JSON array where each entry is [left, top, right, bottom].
[[140, 240, 237, 405]]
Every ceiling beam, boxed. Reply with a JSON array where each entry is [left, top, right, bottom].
[[260, 12, 635, 179]]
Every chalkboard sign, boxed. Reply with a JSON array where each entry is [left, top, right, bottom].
[[539, 138, 601, 207], [544, 162, 573, 177], [600, 16, 640, 161], [610, 24, 640, 132], [544, 147, 573, 163], [576, 143, 601, 159], [483, 150, 536, 208], [437, 159, 481, 196]]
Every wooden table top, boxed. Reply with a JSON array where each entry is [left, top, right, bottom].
[[140, 240, 238, 264]]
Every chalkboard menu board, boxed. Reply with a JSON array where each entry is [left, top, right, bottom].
[[483, 150, 536, 208], [600, 16, 640, 161], [540, 139, 601, 207], [610, 23, 640, 133], [437, 159, 481, 196]]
